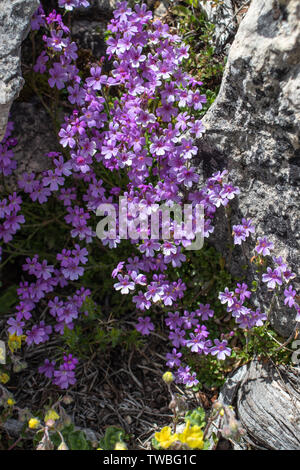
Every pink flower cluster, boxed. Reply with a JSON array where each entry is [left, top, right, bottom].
[[1, 1, 298, 391]]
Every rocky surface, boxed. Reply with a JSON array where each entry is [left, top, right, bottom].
[[9, 100, 59, 181], [198, 0, 300, 337], [200, 0, 237, 52], [237, 360, 300, 450], [0, 0, 40, 141], [213, 360, 300, 450], [71, 0, 116, 58]]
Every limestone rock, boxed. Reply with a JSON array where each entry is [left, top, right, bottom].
[[198, 0, 300, 336], [0, 0, 40, 141]]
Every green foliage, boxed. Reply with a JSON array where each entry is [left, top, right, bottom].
[[185, 407, 206, 428], [61, 297, 143, 359], [151, 436, 160, 450], [57, 424, 92, 450], [171, 0, 225, 102], [236, 326, 292, 364], [188, 352, 230, 388], [34, 423, 93, 450], [99, 426, 126, 450]]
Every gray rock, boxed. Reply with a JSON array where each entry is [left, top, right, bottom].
[[237, 360, 300, 449], [9, 99, 59, 182], [96, 0, 116, 11], [72, 0, 116, 58], [198, 0, 300, 337], [218, 363, 248, 406], [153, 0, 169, 20], [0, 0, 40, 141], [206, 364, 248, 450], [200, 0, 237, 52]]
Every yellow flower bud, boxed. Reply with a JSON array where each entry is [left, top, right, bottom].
[[57, 439, 69, 450], [162, 371, 174, 384], [7, 398, 15, 406]]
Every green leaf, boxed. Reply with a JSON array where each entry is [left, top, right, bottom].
[[185, 407, 206, 428], [172, 5, 193, 19], [99, 426, 126, 450]]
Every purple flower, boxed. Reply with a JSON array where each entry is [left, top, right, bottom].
[[48, 62, 68, 90], [39, 359, 56, 379], [169, 328, 186, 348], [232, 225, 247, 245], [114, 274, 135, 294], [282, 269, 296, 283], [227, 298, 248, 318], [86, 66, 107, 91], [135, 316, 154, 335], [7, 317, 25, 336], [235, 283, 251, 302], [112, 261, 125, 278], [53, 367, 76, 389], [145, 283, 164, 303], [218, 289, 235, 308], [15, 301, 33, 321], [61, 259, 84, 281], [63, 353, 78, 370], [262, 267, 282, 290], [241, 218, 255, 236], [166, 348, 182, 368], [284, 285, 296, 308], [48, 297, 64, 318], [194, 324, 209, 339], [139, 240, 160, 257], [175, 365, 199, 386], [195, 303, 214, 321], [165, 311, 184, 330], [186, 333, 208, 354], [272, 256, 287, 273], [177, 167, 199, 188], [58, 125, 76, 148], [210, 339, 231, 360], [132, 291, 151, 310], [255, 237, 274, 256], [26, 322, 52, 345]]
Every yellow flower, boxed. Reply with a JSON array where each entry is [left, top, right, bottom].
[[162, 371, 174, 384], [177, 420, 204, 450], [28, 418, 41, 429], [0, 372, 10, 384], [7, 398, 15, 406], [8, 333, 25, 353], [155, 426, 178, 449], [114, 442, 127, 450], [44, 409, 60, 423]]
